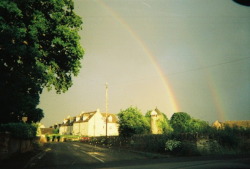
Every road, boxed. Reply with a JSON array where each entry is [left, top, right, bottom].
[[24, 142, 250, 169], [26, 142, 148, 169]]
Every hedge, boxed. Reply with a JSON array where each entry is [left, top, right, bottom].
[[0, 123, 37, 139]]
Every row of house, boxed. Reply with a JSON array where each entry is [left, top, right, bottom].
[[58, 109, 119, 137], [212, 120, 250, 129], [53, 108, 250, 137]]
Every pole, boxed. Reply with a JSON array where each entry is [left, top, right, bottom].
[[105, 82, 108, 138]]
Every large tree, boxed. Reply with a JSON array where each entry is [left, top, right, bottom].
[[170, 112, 192, 133], [0, 0, 84, 123], [118, 106, 150, 137]]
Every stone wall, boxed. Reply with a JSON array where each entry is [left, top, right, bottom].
[[0, 132, 34, 160]]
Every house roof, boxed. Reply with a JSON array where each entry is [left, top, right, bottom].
[[212, 120, 223, 128], [61, 122, 72, 126], [101, 113, 118, 123], [224, 120, 250, 128], [212, 120, 250, 128], [72, 111, 118, 123], [60, 110, 118, 125], [61, 116, 76, 126], [74, 111, 96, 123], [154, 108, 161, 115], [40, 128, 53, 135], [150, 108, 162, 116]]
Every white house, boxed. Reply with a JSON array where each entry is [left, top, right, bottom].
[[59, 116, 75, 135], [72, 109, 119, 136], [101, 113, 119, 136]]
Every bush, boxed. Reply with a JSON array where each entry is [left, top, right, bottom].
[[131, 134, 170, 153], [53, 128, 59, 134], [178, 141, 200, 156], [46, 135, 50, 142], [214, 126, 240, 148], [209, 140, 222, 154], [0, 123, 37, 139], [165, 139, 181, 151], [57, 135, 61, 141], [45, 134, 62, 142]]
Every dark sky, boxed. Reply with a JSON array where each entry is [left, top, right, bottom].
[[39, 0, 250, 127]]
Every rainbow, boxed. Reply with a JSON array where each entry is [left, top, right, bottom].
[[190, 42, 225, 121], [97, 0, 180, 113], [207, 75, 225, 121]]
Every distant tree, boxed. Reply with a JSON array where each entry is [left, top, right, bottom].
[[145, 110, 173, 134], [189, 118, 210, 133], [118, 106, 150, 137], [53, 128, 59, 134], [170, 112, 211, 133], [0, 0, 84, 123], [145, 111, 151, 122], [160, 113, 173, 134], [170, 112, 192, 133]]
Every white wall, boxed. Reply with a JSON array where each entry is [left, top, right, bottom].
[[73, 123, 80, 135], [88, 112, 105, 136], [59, 126, 73, 135], [70, 112, 119, 136], [106, 123, 119, 136], [79, 122, 88, 136]]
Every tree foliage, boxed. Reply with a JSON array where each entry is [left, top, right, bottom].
[[189, 118, 210, 133], [170, 112, 191, 133], [145, 110, 173, 134], [170, 112, 210, 133], [0, 0, 84, 123], [118, 106, 150, 137], [159, 113, 173, 134], [0, 123, 37, 139]]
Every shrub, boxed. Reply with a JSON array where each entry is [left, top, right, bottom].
[[209, 140, 222, 154], [0, 123, 37, 139], [214, 126, 240, 148], [46, 135, 50, 142], [178, 141, 200, 156], [53, 128, 59, 134], [165, 139, 181, 151], [52, 135, 56, 141], [57, 135, 61, 141]]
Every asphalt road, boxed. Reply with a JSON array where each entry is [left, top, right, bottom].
[[25, 142, 148, 169], [22, 142, 250, 169]]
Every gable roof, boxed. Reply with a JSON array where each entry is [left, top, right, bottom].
[[154, 108, 161, 115], [212, 120, 223, 128], [224, 120, 250, 128], [150, 108, 162, 115], [74, 111, 96, 123], [101, 113, 118, 123], [61, 116, 76, 126], [40, 128, 53, 135], [212, 120, 250, 129], [61, 110, 118, 125]]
